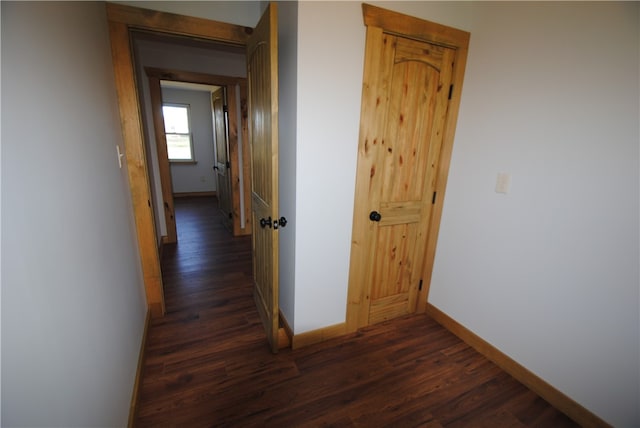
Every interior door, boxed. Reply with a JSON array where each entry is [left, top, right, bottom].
[[247, 3, 280, 353], [212, 87, 233, 228], [348, 5, 469, 329], [367, 36, 454, 325]]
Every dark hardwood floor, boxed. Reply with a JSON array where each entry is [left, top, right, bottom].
[[135, 196, 578, 427]]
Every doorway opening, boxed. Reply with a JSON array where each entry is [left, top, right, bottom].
[[133, 30, 252, 247], [108, 5, 284, 353], [107, 3, 253, 317]]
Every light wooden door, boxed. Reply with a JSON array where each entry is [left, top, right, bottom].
[[212, 87, 233, 228], [347, 5, 470, 329], [247, 3, 280, 353]]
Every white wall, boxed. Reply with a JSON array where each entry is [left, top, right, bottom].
[[162, 88, 217, 194], [294, 1, 639, 426], [277, 1, 298, 329], [294, 1, 365, 333], [1, 2, 147, 426], [427, 3, 639, 426], [117, 0, 262, 28]]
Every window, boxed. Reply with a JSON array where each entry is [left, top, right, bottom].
[[162, 104, 194, 162]]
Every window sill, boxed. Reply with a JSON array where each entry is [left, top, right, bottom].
[[170, 160, 197, 165]]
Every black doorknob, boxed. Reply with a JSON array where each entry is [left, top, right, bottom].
[[259, 217, 272, 228], [369, 211, 382, 222]]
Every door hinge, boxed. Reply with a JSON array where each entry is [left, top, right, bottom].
[[432, 191, 437, 204], [448, 84, 454, 100], [419, 279, 423, 291], [223, 105, 229, 113]]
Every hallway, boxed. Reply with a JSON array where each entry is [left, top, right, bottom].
[[134, 196, 577, 427]]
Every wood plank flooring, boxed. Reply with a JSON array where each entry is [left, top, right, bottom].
[[134, 196, 578, 427]]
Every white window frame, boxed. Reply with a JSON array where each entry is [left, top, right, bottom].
[[162, 103, 195, 163]]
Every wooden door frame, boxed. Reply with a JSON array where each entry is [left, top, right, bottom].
[[346, 4, 470, 332], [146, 67, 251, 243], [106, 2, 252, 317]]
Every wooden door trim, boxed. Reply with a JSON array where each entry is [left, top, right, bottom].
[[146, 68, 251, 239], [107, 3, 251, 45], [346, 4, 470, 332], [106, 3, 251, 317], [363, 3, 470, 48], [146, 67, 247, 87]]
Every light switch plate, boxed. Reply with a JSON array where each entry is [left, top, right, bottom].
[[496, 172, 511, 194], [116, 145, 125, 169]]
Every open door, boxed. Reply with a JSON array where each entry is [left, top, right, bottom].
[[247, 3, 280, 353], [212, 87, 233, 228], [148, 75, 178, 244]]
